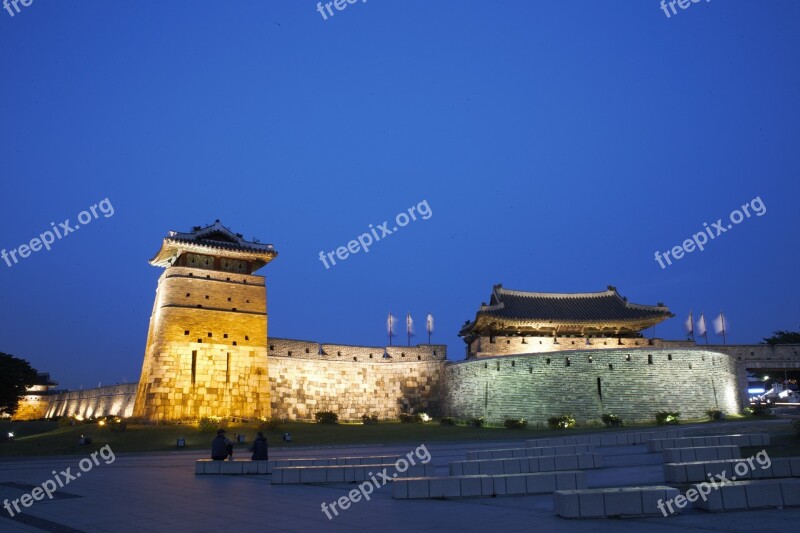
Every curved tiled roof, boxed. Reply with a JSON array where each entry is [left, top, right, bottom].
[[482, 285, 670, 321], [460, 284, 673, 337]]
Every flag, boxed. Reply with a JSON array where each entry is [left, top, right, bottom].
[[685, 311, 694, 334], [696, 314, 707, 336], [713, 312, 727, 335], [406, 313, 413, 336], [427, 313, 434, 335], [387, 313, 395, 337]]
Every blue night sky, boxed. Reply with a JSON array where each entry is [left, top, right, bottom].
[[1, 1, 798, 390]]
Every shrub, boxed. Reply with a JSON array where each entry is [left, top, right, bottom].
[[198, 416, 227, 432], [601, 414, 623, 427], [547, 415, 576, 429], [258, 417, 282, 432], [469, 417, 485, 428], [98, 417, 127, 432], [399, 413, 416, 423], [314, 411, 338, 424], [439, 417, 456, 426], [361, 414, 378, 425], [58, 416, 77, 428], [745, 404, 771, 416], [504, 418, 527, 429], [655, 411, 680, 425], [706, 409, 724, 421]]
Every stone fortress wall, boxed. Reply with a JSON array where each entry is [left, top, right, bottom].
[[28, 340, 800, 424], [444, 348, 740, 425]]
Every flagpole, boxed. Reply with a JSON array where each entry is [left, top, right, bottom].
[[721, 311, 727, 345]]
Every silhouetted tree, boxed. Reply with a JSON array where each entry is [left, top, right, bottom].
[[762, 330, 800, 345], [0, 352, 39, 416]]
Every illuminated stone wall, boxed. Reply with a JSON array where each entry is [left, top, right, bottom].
[[12, 386, 53, 421], [270, 352, 446, 421], [44, 384, 138, 419], [132, 266, 271, 421], [443, 348, 740, 425]]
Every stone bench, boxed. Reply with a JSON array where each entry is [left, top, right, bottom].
[[694, 479, 800, 511], [554, 486, 681, 518], [450, 453, 603, 476], [664, 456, 800, 483], [196, 459, 270, 475], [195, 455, 401, 475], [466, 444, 593, 461], [526, 429, 684, 448], [647, 434, 770, 452], [271, 463, 434, 484], [392, 471, 587, 499], [662, 446, 741, 463]]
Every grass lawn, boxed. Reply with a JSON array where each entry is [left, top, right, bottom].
[[0, 416, 795, 458]]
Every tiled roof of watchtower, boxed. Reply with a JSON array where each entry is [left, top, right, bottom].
[[149, 220, 277, 269], [460, 284, 673, 338]]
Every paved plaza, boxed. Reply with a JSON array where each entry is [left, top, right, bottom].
[[1, 421, 798, 532]]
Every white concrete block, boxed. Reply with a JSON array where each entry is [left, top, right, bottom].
[[406, 478, 429, 499], [449, 463, 463, 476], [553, 491, 580, 518], [600, 434, 617, 446], [604, 488, 642, 516], [538, 456, 555, 472], [720, 484, 748, 510], [300, 467, 326, 484], [745, 480, 783, 508], [492, 477, 506, 496], [504, 459, 523, 475], [429, 477, 460, 498], [505, 474, 526, 495], [281, 468, 300, 484], [463, 462, 480, 475], [258, 461, 269, 474], [780, 479, 800, 506], [481, 476, 494, 496], [220, 461, 243, 475], [555, 455, 578, 471], [326, 467, 345, 483], [271, 468, 283, 484], [555, 472, 578, 490], [526, 472, 556, 493], [240, 460, 259, 474], [392, 479, 409, 499], [481, 461, 504, 475], [790, 457, 800, 476], [460, 476, 483, 497], [578, 491, 605, 518]]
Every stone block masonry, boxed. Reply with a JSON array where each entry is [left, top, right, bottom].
[[270, 355, 445, 421], [444, 348, 739, 424]]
